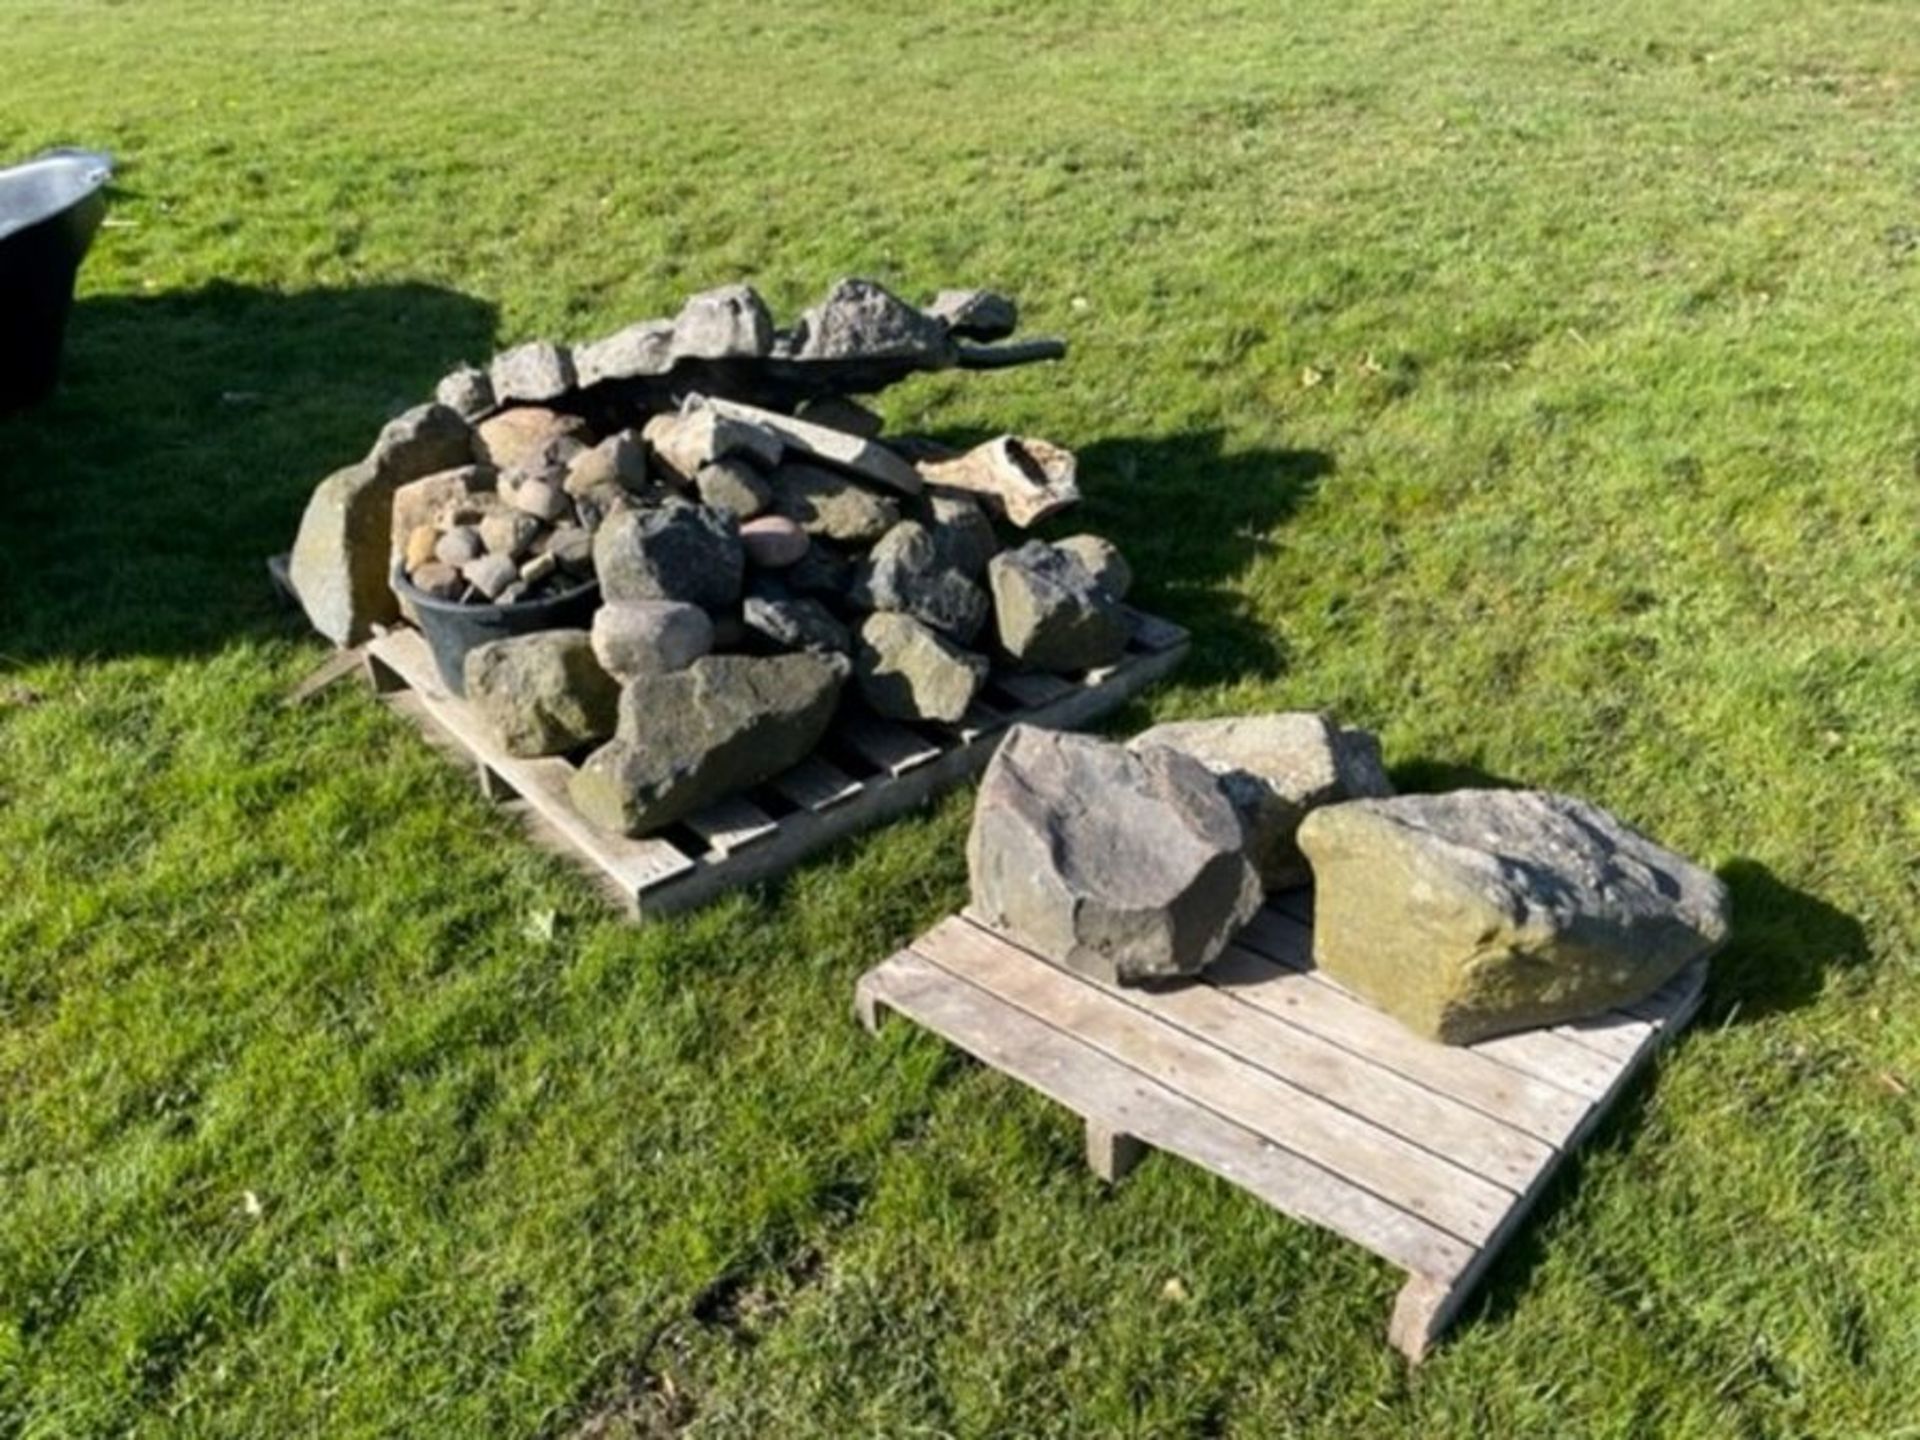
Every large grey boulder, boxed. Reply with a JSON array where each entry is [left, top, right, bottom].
[[371, 403, 475, 482], [1297, 790, 1732, 1045], [593, 500, 743, 610], [770, 463, 900, 544], [670, 284, 775, 360], [795, 277, 954, 366], [854, 520, 989, 643], [1131, 713, 1392, 890], [988, 540, 1129, 672], [434, 365, 494, 420], [1053, 533, 1130, 600], [926, 289, 1018, 341], [591, 599, 714, 681], [569, 653, 845, 835], [489, 341, 576, 406], [463, 630, 618, 757], [968, 726, 1263, 985], [855, 612, 987, 723], [574, 319, 674, 386], [288, 460, 399, 645]]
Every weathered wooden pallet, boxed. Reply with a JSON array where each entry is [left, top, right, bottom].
[[359, 608, 1188, 917], [855, 890, 1707, 1361]]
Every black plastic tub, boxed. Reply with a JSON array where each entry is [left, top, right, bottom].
[[393, 566, 601, 696], [0, 149, 113, 416]]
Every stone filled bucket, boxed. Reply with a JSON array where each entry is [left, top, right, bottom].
[[393, 566, 601, 696], [0, 148, 113, 415]]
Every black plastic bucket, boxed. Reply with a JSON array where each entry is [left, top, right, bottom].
[[393, 567, 602, 696], [0, 149, 112, 416]]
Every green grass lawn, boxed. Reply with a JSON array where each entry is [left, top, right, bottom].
[[3, 0, 1918, 1433]]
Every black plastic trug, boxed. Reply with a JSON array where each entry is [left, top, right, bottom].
[[0, 148, 113, 416], [393, 566, 602, 696]]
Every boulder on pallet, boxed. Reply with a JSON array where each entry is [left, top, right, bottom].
[[988, 540, 1129, 673], [463, 629, 619, 758], [1131, 712, 1391, 890], [288, 460, 398, 646], [1298, 789, 1732, 1044], [855, 612, 987, 723], [854, 520, 989, 643], [968, 726, 1262, 985], [570, 652, 845, 836], [593, 500, 744, 611]]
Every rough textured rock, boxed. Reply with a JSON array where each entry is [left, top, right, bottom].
[[1297, 790, 1732, 1044], [770, 463, 899, 543], [590, 599, 714, 681], [744, 595, 852, 655], [463, 630, 618, 756], [670, 284, 775, 360], [739, 514, 809, 569], [461, 551, 520, 600], [592, 500, 743, 610], [288, 460, 399, 645], [927, 288, 1018, 341], [434, 365, 495, 420], [988, 540, 1129, 672], [701, 396, 923, 496], [784, 543, 855, 601], [1053, 534, 1131, 600], [967, 726, 1263, 984], [925, 493, 998, 578], [569, 653, 844, 836], [854, 612, 987, 723], [489, 341, 576, 405], [643, 405, 783, 480], [854, 520, 989, 643], [475, 407, 593, 470], [694, 458, 772, 518], [479, 509, 541, 560], [370, 403, 475, 483], [542, 524, 595, 577], [1131, 713, 1392, 890], [435, 525, 484, 567], [795, 395, 884, 439], [919, 435, 1079, 527], [409, 560, 463, 600], [574, 319, 674, 385], [795, 277, 955, 366], [504, 475, 569, 523], [566, 431, 652, 500]]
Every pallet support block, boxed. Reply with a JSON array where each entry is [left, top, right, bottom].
[[855, 902, 1707, 1362]]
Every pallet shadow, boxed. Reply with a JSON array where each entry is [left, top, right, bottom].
[[0, 279, 496, 663]]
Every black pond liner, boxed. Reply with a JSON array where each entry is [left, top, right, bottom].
[[392, 566, 601, 696], [0, 148, 113, 416]]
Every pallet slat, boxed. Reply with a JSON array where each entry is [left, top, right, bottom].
[[770, 756, 863, 813], [682, 796, 780, 855], [836, 711, 943, 775]]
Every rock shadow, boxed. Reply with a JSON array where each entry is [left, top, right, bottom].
[[0, 280, 496, 662]]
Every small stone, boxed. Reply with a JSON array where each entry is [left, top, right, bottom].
[[592, 500, 744, 610], [408, 560, 463, 600], [520, 551, 558, 585], [1298, 790, 1732, 1044], [464, 630, 618, 756], [669, 284, 775, 360], [795, 277, 955, 366], [740, 515, 809, 569], [505, 476, 569, 523], [369, 403, 475, 484], [566, 430, 652, 495], [479, 510, 542, 560], [287, 461, 396, 645], [435, 525, 484, 567], [574, 319, 674, 386], [543, 525, 594, 577], [489, 341, 576, 406], [744, 595, 851, 655], [770, 463, 899, 544], [403, 524, 440, 572], [967, 726, 1263, 984], [694, 458, 772, 518], [854, 612, 987, 723], [642, 404, 783, 481], [475, 407, 593, 470], [1053, 534, 1131, 600], [434, 365, 494, 420], [569, 653, 845, 835], [920, 435, 1079, 528], [590, 599, 715, 681], [1131, 714, 1393, 890], [925, 493, 998, 578], [926, 289, 1018, 341], [855, 521, 989, 643], [795, 395, 884, 439], [988, 540, 1128, 672], [461, 552, 521, 600]]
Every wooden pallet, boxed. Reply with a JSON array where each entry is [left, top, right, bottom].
[[359, 608, 1188, 917], [855, 890, 1707, 1361]]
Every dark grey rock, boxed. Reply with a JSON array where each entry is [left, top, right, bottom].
[[463, 629, 618, 757], [795, 277, 955, 365], [795, 395, 884, 439], [770, 462, 899, 544], [744, 595, 852, 655], [670, 284, 775, 360], [569, 653, 845, 835], [1298, 790, 1732, 1044], [1053, 534, 1131, 600], [967, 726, 1263, 984], [489, 341, 576, 405], [592, 500, 743, 610], [926, 288, 1018, 341], [854, 520, 989, 643], [591, 599, 714, 681], [1131, 713, 1392, 890], [370, 403, 475, 484], [784, 542, 855, 601], [694, 458, 772, 518], [925, 493, 998, 578], [988, 540, 1129, 672], [854, 612, 987, 723]]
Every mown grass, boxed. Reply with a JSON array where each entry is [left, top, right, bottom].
[[2, 0, 1917, 1434]]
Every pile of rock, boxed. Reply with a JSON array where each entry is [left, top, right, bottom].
[[288, 277, 1140, 838], [968, 718, 1730, 1045]]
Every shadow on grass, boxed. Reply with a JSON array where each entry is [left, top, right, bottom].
[[0, 279, 496, 663]]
